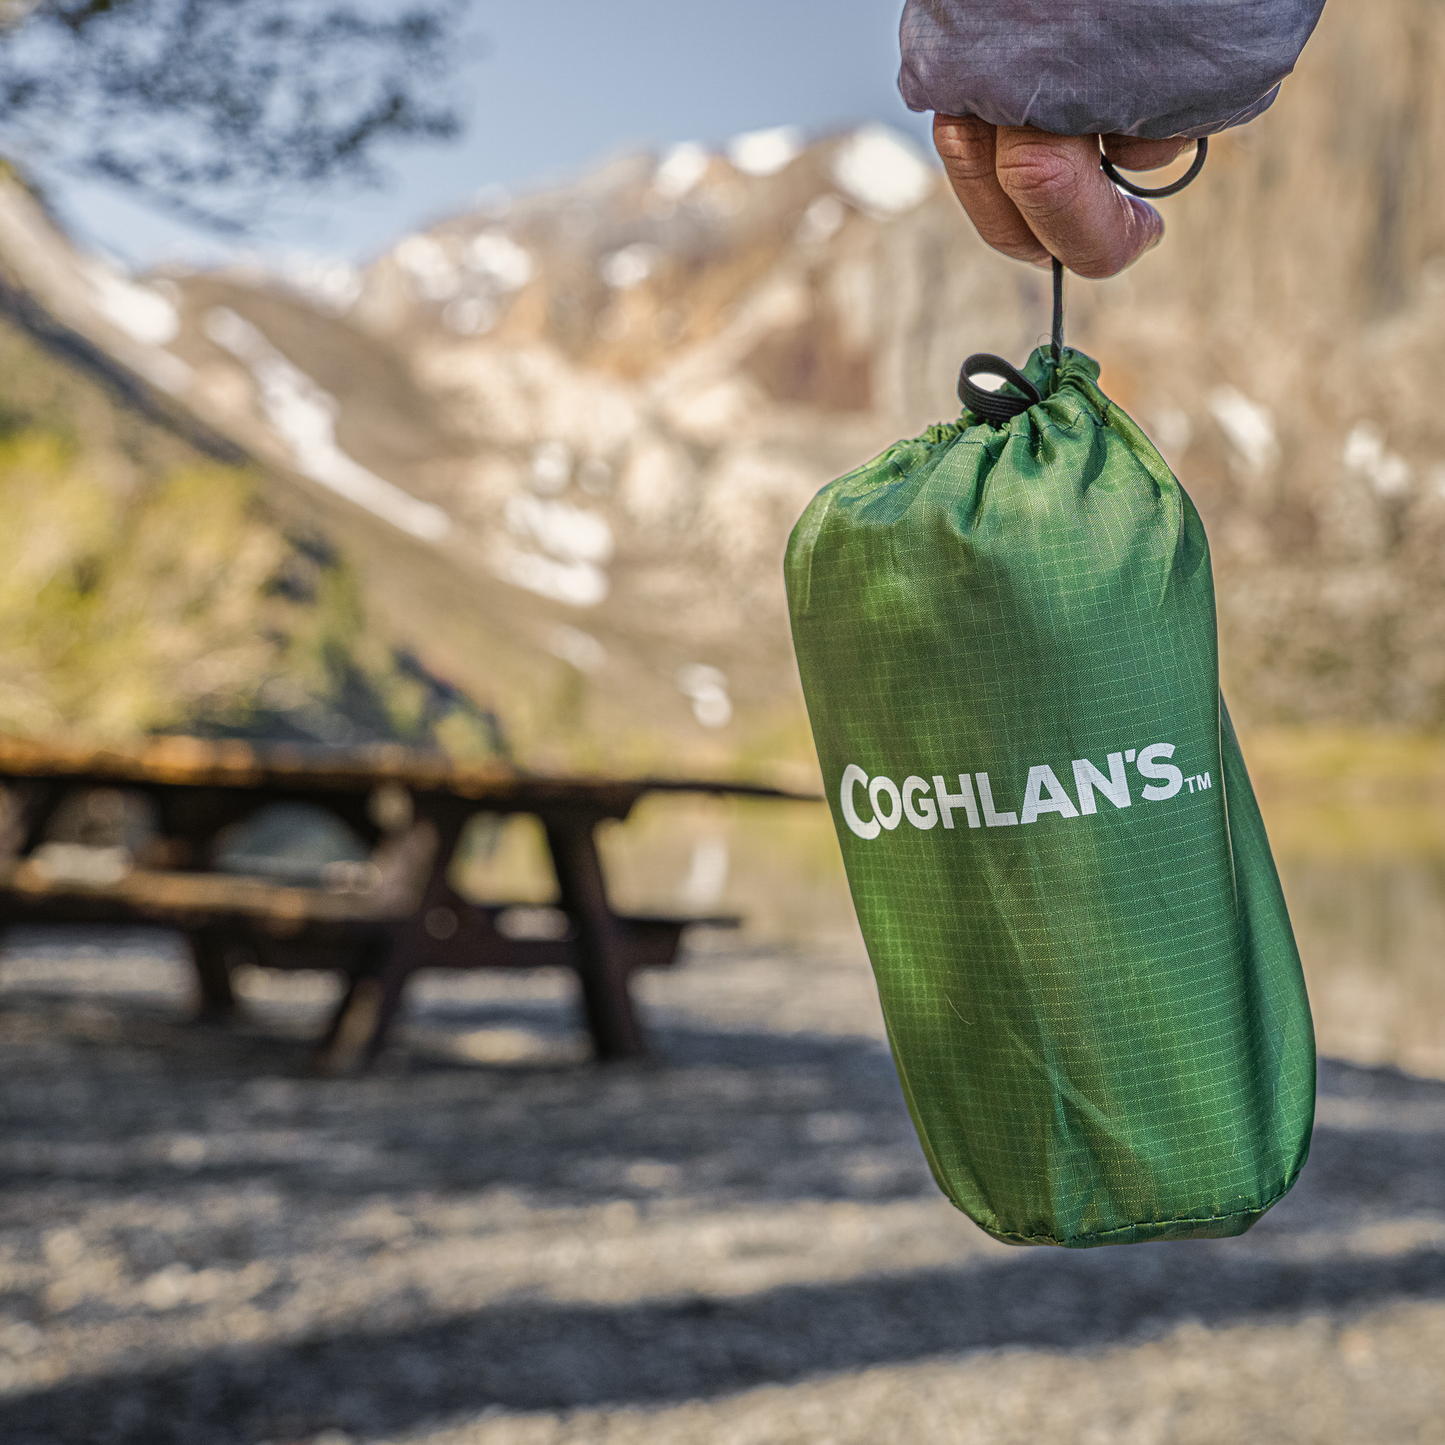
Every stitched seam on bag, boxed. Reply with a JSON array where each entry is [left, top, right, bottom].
[[986, 1174, 1304, 1247], [939, 395, 1092, 459], [909, 396, 1093, 521]]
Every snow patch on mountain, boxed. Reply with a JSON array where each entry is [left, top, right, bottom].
[[505, 495, 613, 567], [831, 126, 936, 217], [203, 307, 452, 542], [83, 263, 180, 346], [464, 232, 535, 291], [1209, 387, 1279, 473], [279, 257, 363, 316], [488, 494, 614, 607], [600, 243, 661, 289], [1343, 422, 1413, 498], [395, 235, 461, 302], [653, 142, 710, 200], [727, 126, 804, 177], [488, 545, 608, 608]]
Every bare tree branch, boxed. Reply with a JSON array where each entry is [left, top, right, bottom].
[[0, 0, 472, 231]]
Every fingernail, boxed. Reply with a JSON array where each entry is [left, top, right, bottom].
[[1129, 198, 1164, 251]]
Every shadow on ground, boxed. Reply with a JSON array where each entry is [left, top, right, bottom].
[[1, 934, 1443, 1444], [6, 1218, 1445, 1444]]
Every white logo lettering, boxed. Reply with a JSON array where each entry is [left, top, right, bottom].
[[974, 772, 1018, 827], [1072, 752, 1132, 813], [840, 763, 879, 840], [868, 775, 903, 831], [839, 742, 1201, 841], [1136, 743, 1184, 801], [932, 773, 980, 830], [1020, 764, 1079, 824], [902, 775, 938, 829]]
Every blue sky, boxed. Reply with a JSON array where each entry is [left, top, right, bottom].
[[48, 0, 935, 270]]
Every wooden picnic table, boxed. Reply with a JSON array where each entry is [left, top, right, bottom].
[[0, 734, 817, 1070]]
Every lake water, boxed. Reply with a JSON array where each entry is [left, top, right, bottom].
[[1282, 856, 1445, 1079]]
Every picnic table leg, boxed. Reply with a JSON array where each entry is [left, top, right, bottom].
[[188, 928, 238, 1021], [312, 812, 461, 1074], [544, 816, 646, 1061], [310, 933, 405, 1075]]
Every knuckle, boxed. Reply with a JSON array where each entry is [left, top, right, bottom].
[[933, 117, 996, 181], [995, 143, 1088, 213]]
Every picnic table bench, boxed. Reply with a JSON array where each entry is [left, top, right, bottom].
[[0, 735, 816, 1070]]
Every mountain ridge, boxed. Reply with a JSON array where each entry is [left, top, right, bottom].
[[1, 0, 1442, 777]]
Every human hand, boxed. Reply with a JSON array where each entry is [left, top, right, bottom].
[[933, 115, 1191, 279]]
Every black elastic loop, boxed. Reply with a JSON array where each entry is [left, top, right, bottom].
[[1100, 136, 1208, 199], [960, 142, 1202, 415], [958, 353, 1041, 425]]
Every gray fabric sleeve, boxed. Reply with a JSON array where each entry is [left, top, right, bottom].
[[898, 0, 1327, 138]]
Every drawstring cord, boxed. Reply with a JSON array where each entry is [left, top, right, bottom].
[[1051, 255, 1065, 364], [959, 138, 1207, 424]]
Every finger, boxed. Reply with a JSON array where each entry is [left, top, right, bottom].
[[933, 114, 1050, 267], [993, 127, 1163, 279], [1100, 134, 1191, 173]]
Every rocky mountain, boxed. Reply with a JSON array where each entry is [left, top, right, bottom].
[[2, 0, 1443, 778], [0, 213, 501, 755]]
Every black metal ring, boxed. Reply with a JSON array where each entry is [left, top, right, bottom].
[[958, 353, 1041, 424], [1100, 136, 1208, 199]]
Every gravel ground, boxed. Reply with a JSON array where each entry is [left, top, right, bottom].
[[1, 927, 1443, 1445]]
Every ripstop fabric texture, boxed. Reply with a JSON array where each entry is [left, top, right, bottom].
[[785, 346, 1315, 1248], [898, 0, 1328, 139]]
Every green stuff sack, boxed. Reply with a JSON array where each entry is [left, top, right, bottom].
[[785, 346, 1314, 1248]]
